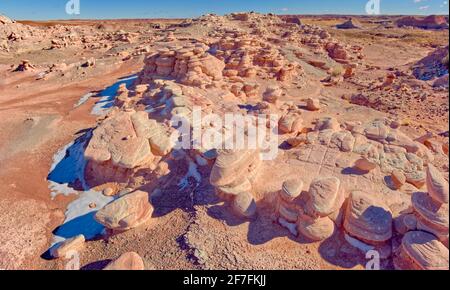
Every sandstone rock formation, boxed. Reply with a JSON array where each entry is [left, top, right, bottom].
[[426, 164, 449, 204], [275, 179, 304, 225], [411, 191, 449, 244], [95, 190, 153, 231], [278, 112, 303, 134], [84, 110, 172, 185], [298, 215, 335, 241], [343, 191, 393, 245], [50, 235, 85, 259], [210, 149, 260, 200], [396, 231, 449, 270], [305, 177, 343, 218], [325, 43, 349, 62], [139, 44, 225, 87], [232, 192, 257, 219], [103, 252, 145, 270]]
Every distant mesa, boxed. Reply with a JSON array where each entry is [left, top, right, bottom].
[[336, 18, 362, 29], [396, 15, 449, 30]]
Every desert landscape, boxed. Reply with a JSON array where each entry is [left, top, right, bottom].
[[0, 10, 449, 271]]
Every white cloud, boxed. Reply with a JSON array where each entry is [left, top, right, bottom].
[[419, 5, 430, 9]]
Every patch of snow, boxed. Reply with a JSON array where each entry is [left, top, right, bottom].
[[47, 131, 114, 243], [178, 159, 202, 190], [52, 190, 114, 244], [91, 75, 137, 115], [48, 132, 91, 198], [278, 217, 298, 236], [74, 92, 95, 108], [47, 75, 144, 245]]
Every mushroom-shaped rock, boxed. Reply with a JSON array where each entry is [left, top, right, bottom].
[[297, 216, 335, 241], [306, 98, 321, 111], [103, 252, 145, 270], [50, 235, 85, 259], [343, 191, 393, 244], [232, 192, 257, 219], [306, 177, 343, 217], [412, 191, 449, 236], [280, 179, 303, 202], [400, 231, 449, 270], [426, 164, 449, 204], [217, 177, 252, 197], [210, 149, 260, 188], [278, 113, 303, 134], [95, 190, 153, 231]]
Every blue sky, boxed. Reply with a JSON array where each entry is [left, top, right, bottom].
[[0, 0, 448, 20]]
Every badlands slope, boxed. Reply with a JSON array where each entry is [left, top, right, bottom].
[[0, 12, 448, 270]]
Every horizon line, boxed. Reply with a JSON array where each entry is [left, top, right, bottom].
[[11, 13, 450, 22]]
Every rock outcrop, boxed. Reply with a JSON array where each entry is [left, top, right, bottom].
[[84, 110, 172, 185], [210, 150, 261, 213], [336, 18, 361, 29], [50, 235, 85, 259], [138, 44, 225, 87], [426, 164, 449, 204], [103, 252, 145, 270], [396, 15, 449, 30], [343, 191, 393, 245], [395, 231, 449, 270], [95, 190, 153, 232]]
